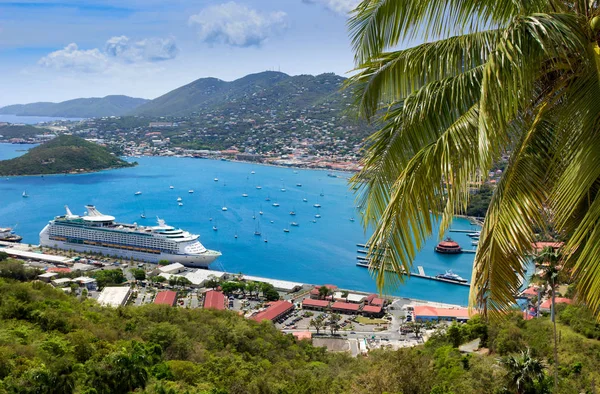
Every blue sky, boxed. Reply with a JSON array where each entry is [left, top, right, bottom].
[[0, 0, 361, 106]]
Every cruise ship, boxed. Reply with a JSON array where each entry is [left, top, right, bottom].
[[40, 206, 221, 268]]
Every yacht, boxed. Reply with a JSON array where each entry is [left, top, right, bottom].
[[242, 193, 248, 197], [222, 206, 228, 211], [472, 240, 479, 246], [281, 188, 286, 192], [256, 186, 262, 189], [39, 205, 221, 267], [178, 202, 183, 206], [0, 227, 22, 243], [467, 231, 481, 238], [135, 191, 142, 196], [214, 178, 219, 182], [169, 185, 174, 189], [272, 202, 280, 207], [313, 203, 321, 208], [283, 228, 290, 233], [189, 190, 194, 194], [22, 191, 29, 198], [315, 214, 321, 218], [251, 171, 256, 174], [435, 270, 468, 283], [213, 225, 218, 231], [303, 198, 308, 202], [259, 210, 264, 215], [177, 197, 182, 202], [291, 222, 299, 227]]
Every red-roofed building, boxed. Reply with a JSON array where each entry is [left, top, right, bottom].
[[370, 297, 385, 306], [362, 305, 384, 317], [48, 267, 71, 274], [365, 294, 377, 304], [302, 298, 330, 311], [331, 302, 361, 314], [154, 291, 177, 306], [540, 297, 572, 312], [413, 306, 472, 322], [520, 286, 540, 299], [252, 300, 294, 322], [203, 290, 226, 310], [309, 284, 338, 299], [292, 331, 312, 341]]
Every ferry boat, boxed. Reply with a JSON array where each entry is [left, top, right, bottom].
[[435, 270, 468, 283], [39, 205, 221, 268], [0, 227, 22, 243], [434, 238, 463, 254]]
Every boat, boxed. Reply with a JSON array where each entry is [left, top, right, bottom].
[[140, 210, 146, 219], [303, 198, 308, 202], [254, 227, 261, 236], [281, 188, 286, 192], [259, 210, 264, 215], [214, 178, 219, 182], [283, 229, 290, 233], [296, 183, 302, 187], [312, 219, 317, 223], [327, 173, 338, 178], [291, 222, 299, 227], [467, 231, 481, 238], [270, 220, 274, 223], [293, 170, 298, 174], [242, 193, 248, 197], [251, 171, 256, 174], [436, 270, 468, 283], [264, 238, 268, 243], [315, 214, 321, 218], [134, 191, 142, 196], [222, 206, 228, 211], [272, 202, 280, 207], [39, 206, 221, 267], [178, 202, 183, 206], [169, 186, 174, 189], [213, 226, 218, 231], [265, 195, 271, 201], [234, 234, 238, 239], [256, 186, 262, 189], [177, 197, 182, 202], [0, 227, 22, 243], [434, 238, 463, 254], [472, 241, 479, 246], [289, 211, 296, 216], [350, 218, 355, 222], [189, 190, 194, 194], [320, 191, 325, 197], [22, 191, 28, 198], [313, 203, 321, 208]]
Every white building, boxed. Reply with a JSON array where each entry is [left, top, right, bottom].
[[242, 275, 303, 292], [184, 270, 227, 287], [72, 276, 98, 291], [333, 291, 366, 303], [38, 272, 59, 282], [51, 278, 72, 287], [72, 263, 96, 272], [158, 263, 186, 275], [97, 286, 131, 307]]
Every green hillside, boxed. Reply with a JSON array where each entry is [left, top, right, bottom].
[[0, 135, 134, 175], [0, 95, 149, 118], [0, 124, 50, 139], [0, 260, 599, 393], [130, 71, 352, 117]]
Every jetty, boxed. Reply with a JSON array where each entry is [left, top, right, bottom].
[[355, 261, 470, 287], [449, 229, 477, 233]]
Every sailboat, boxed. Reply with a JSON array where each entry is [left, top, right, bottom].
[[254, 220, 261, 236], [189, 189, 194, 193], [265, 195, 271, 201], [272, 202, 280, 207], [320, 190, 325, 197], [140, 209, 146, 219], [283, 228, 290, 233], [22, 191, 29, 198], [242, 193, 248, 197], [259, 205, 264, 215], [280, 183, 286, 192], [251, 170, 256, 174]]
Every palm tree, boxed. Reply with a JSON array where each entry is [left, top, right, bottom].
[[501, 348, 546, 394], [348, 0, 600, 318], [328, 313, 342, 335], [531, 246, 562, 388], [341, 290, 349, 302], [310, 315, 326, 335]]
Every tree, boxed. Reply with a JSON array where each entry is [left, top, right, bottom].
[[93, 269, 125, 289], [318, 286, 332, 300], [341, 290, 349, 303], [328, 313, 342, 335], [245, 281, 258, 298], [0, 251, 8, 261], [158, 260, 169, 266], [205, 275, 220, 290], [348, 0, 600, 318], [447, 323, 463, 348], [151, 275, 166, 284], [131, 268, 146, 281], [310, 315, 326, 335], [500, 348, 546, 394]]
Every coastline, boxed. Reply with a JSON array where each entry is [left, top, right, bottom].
[[0, 162, 137, 178]]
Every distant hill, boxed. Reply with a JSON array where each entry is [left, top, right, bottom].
[[0, 124, 50, 140], [130, 71, 351, 116], [0, 95, 149, 118], [0, 135, 135, 176]]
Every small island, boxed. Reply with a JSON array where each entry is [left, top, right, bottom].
[[0, 135, 135, 176]]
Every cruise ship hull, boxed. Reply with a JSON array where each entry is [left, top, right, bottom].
[[40, 226, 220, 268]]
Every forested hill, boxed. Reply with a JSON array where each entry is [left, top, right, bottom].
[[0, 95, 148, 118], [0, 124, 50, 139], [129, 71, 351, 117], [0, 135, 134, 175]]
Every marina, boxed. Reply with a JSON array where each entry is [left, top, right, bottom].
[[355, 261, 471, 287], [0, 145, 480, 305]]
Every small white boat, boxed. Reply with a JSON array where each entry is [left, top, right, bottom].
[[291, 222, 299, 227], [303, 198, 308, 202], [222, 207, 228, 211], [178, 202, 183, 206], [296, 183, 302, 187], [22, 191, 29, 198], [280, 188, 286, 192], [256, 186, 262, 189], [472, 241, 479, 246], [209, 217, 213, 221], [264, 238, 268, 243], [254, 231, 261, 236], [234, 234, 238, 239], [251, 171, 256, 174], [270, 220, 274, 223], [312, 219, 317, 223], [313, 203, 321, 208], [467, 231, 481, 238], [135, 191, 142, 196], [189, 190, 194, 193], [177, 197, 182, 202], [214, 178, 219, 182], [140, 214, 146, 219], [259, 211, 264, 215], [242, 193, 248, 197], [213, 226, 218, 231], [272, 203, 280, 207], [169, 185, 174, 189], [350, 218, 355, 222], [283, 229, 290, 233], [315, 214, 321, 218]]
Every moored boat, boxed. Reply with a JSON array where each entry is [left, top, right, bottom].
[[436, 270, 467, 283], [0, 227, 22, 243]]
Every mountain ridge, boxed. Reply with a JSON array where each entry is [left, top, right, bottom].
[[0, 95, 149, 118]]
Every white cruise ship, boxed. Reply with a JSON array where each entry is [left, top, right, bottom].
[[40, 206, 221, 268]]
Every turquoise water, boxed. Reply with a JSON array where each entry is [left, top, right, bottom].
[[0, 114, 83, 124], [0, 144, 480, 305]]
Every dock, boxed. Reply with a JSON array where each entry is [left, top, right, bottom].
[[462, 249, 477, 254], [355, 261, 470, 287], [449, 229, 478, 234]]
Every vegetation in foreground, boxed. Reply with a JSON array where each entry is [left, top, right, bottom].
[[0, 135, 135, 176], [0, 262, 599, 393]]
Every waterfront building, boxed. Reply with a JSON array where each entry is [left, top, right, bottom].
[[331, 301, 360, 315], [333, 291, 366, 303], [362, 305, 384, 318], [154, 290, 177, 306], [242, 275, 302, 292], [434, 238, 463, 254], [159, 262, 186, 275], [252, 300, 294, 322], [40, 206, 221, 268], [97, 286, 131, 307], [413, 306, 471, 322], [301, 298, 330, 311]]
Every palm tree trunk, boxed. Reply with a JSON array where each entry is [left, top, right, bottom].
[[552, 282, 558, 391]]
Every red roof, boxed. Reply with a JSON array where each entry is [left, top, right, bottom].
[[302, 299, 330, 308], [413, 306, 472, 319], [203, 290, 225, 310], [521, 287, 539, 296], [48, 267, 71, 273], [154, 291, 177, 306], [292, 331, 312, 340], [362, 305, 382, 314], [253, 300, 294, 321], [365, 294, 377, 303], [532, 242, 564, 251], [371, 297, 384, 306], [540, 297, 572, 309], [438, 241, 460, 248], [331, 302, 360, 311]]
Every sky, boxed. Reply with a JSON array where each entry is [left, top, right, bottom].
[[0, 0, 362, 106]]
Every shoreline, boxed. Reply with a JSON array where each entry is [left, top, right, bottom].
[[0, 162, 137, 178]]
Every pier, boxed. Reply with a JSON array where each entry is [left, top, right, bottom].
[[449, 229, 478, 234], [355, 261, 470, 287]]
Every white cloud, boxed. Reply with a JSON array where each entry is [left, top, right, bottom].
[[188, 2, 286, 47], [38, 36, 178, 73], [38, 43, 109, 73], [302, 0, 360, 15], [105, 36, 178, 63]]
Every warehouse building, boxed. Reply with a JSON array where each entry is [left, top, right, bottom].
[[252, 300, 294, 322], [154, 290, 177, 306], [97, 286, 131, 307], [203, 290, 226, 310]]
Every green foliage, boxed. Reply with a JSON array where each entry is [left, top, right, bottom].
[[0, 135, 135, 176], [0, 259, 42, 281], [465, 184, 494, 217], [0, 124, 50, 139], [0, 252, 8, 261], [130, 268, 146, 281], [92, 269, 125, 289], [558, 304, 600, 340], [157, 260, 169, 266]]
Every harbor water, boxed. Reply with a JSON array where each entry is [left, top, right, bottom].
[[0, 143, 480, 305]]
